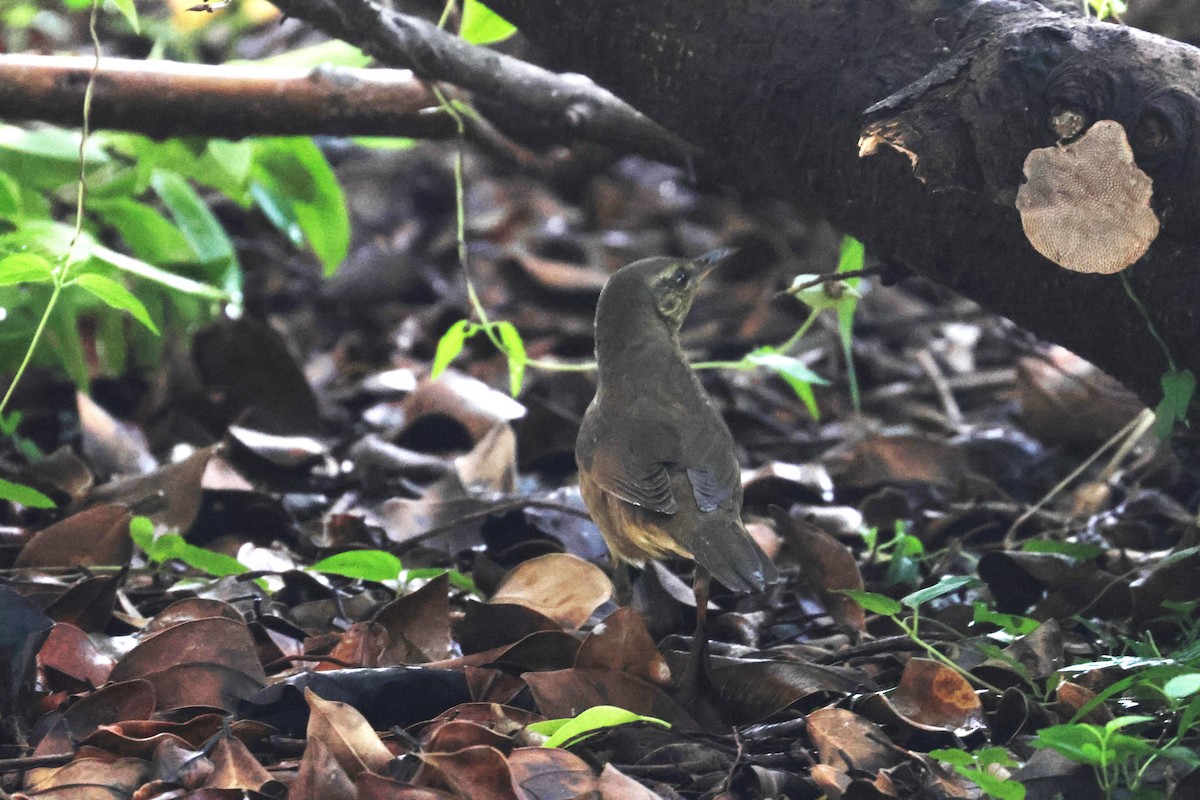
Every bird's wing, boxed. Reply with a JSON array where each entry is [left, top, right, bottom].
[[577, 405, 681, 515], [681, 409, 741, 513]]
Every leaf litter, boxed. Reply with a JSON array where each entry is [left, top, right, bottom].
[[2, 97, 1200, 800]]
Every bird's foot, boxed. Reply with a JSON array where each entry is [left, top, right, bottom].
[[673, 631, 709, 706]]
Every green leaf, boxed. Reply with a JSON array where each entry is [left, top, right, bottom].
[[902, 575, 976, 609], [528, 705, 669, 749], [310, 550, 402, 583], [89, 197, 196, 265], [0, 125, 108, 190], [840, 589, 902, 616], [1163, 673, 1200, 699], [92, 244, 234, 303], [0, 169, 21, 219], [0, 253, 55, 285], [745, 348, 827, 385], [1020, 539, 1105, 561], [107, 0, 139, 31], [250, 139, 348, 275], [137, 530, 249, 577], [404, 567, 480, 595], [0, 478, 55, 508], [1105, 715, 1155, 732], [46, 301, 89, 388], [150, 170, 238, 285], [837, 234, 865, 275], [432, 320, 474, 378], [460, 0, 516, 44], [249, 182, 304, 247], [205, 140, 253, 191], [972, 602, 1040, 636], [495, 321, 526, 397], [1155, 369, 1195, 440], [836, 236, 864, 410], [353, 137, 417, 150], [958, 767, 1026, 800], [929, 748, 974, 767], [73, 273, 160, 334], [1179, 695, 1200, 736], [1033, 724, 1107, 765], [128, 515, 155, 551], [746, 346, 827, 419], [886, 548, 922, 587]]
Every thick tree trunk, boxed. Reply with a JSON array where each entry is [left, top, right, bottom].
[[485, 0, 1200, 411]]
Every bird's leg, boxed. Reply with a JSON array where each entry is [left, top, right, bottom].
[[674, 565, 711, 705], [612, 561, 633, 607]]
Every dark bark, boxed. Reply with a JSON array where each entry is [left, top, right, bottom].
[[481, 0, 1200, 411], [266, 0, 692, 163]]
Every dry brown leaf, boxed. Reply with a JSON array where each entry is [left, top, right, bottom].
[[597, 763, 664, 799], [108, 617, 266, 711], [1016, 346, 1144, 445], [772, 508, 866, 631], [575, 607, 673, 688], [867, 658, 986, 736], [419, 745, 519, 800], [357, 773, 458, 799], [16, 504, 132, 568], [304, 687, 394, 779], [707, 658, 870, 722], [405, 370, 526, 443], [523, 667, 695, 729], [203, 736, 272, 791], [37, 623, 114, 689], [490, 553, 612, 629], [77, 392, 156, 478], [86, 446, 215, 534], [60, 679, 155, 740], [290, 736, 357, 800], [142, 598, 245, 636], [374, 572, 453, 664], [20, 756, 152, 798], [806, 708, 900, 773], [422, 720, 513, 753], [508, 747, 597, 798]]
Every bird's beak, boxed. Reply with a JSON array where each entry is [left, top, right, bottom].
[[691, 248, 736, 283]]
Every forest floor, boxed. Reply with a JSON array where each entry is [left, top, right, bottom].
[[4, 9, 1200, 800]]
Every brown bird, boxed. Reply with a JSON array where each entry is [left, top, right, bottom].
[[576, 251, 779, 699]]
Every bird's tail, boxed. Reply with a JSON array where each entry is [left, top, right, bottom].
[[686, 517, 780, 594]]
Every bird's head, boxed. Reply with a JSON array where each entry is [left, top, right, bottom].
[[600, 249, 734, 332]]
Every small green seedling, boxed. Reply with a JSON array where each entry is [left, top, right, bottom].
[[784, 235, 864, 410], [930, 746, 1025, 800], [843, 575, 997, 691], [863, 520, 925, 586], [130, 516, 250, 578], [432, 318, 527, 396], [528, 705, 670, 749], [1154, 369, 1195, 440]]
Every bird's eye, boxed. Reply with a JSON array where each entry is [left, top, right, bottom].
[[670, 267, 689, 287]]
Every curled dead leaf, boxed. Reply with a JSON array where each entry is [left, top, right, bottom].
[[304, 687, 394, 779], [490, 553, 612, 629]]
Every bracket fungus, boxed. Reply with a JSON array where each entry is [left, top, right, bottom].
[[1015, 119, 1159, 275]]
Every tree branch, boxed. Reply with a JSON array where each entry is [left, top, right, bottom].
[[0, 55, 454, 140], [265, 0, 694, 164]]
